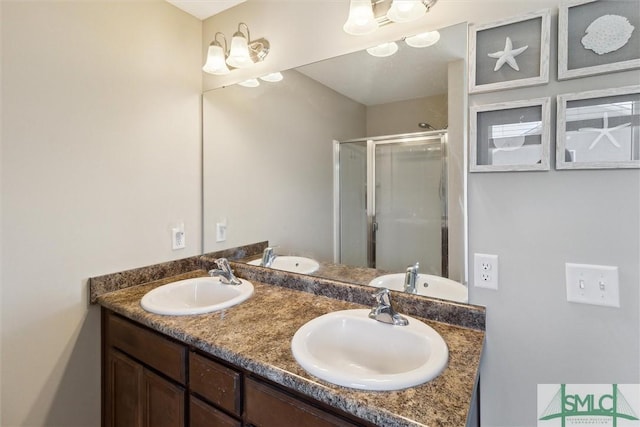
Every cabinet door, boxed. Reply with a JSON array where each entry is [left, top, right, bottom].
[[142, 369, 186, 427], [105, 349, 143, 427], [244, 378, 359, 427], [190, 396, 241, 427]]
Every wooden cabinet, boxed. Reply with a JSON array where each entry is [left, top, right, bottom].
[[104, 349, 185, 427], [102, 309, 371, 427], [103, 310, 186, 427], [244, 377, 359, 427]]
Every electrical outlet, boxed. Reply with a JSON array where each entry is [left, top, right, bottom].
[[172, 223, 185, 250], [474, 253, 498, 290]]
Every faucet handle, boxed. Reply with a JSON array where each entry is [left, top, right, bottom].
[[372, 288, 392, 307], [215, 258, 232, 272]]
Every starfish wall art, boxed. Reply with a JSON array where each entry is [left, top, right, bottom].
[[488, 37, 528, 72]]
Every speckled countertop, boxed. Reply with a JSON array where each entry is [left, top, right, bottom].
[[96, 268, 485, 427]]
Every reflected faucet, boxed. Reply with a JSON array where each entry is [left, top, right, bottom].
[[404, 262, 419, 294], [261, 247, 276, 267], [208, 258, 242, 285], [368, 288, 408, 326]]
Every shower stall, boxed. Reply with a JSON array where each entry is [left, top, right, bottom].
[[334, 131, 448, 276]]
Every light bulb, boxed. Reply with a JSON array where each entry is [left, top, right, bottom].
[[238, 78, 260, 88], [405, 30, 441, 48], [202, 43, 230, 75], [366, 42, 399, 57], [226, 33, 253, 68], [259, 72, 284, 82], [386, 0, 426, 23], [343, 0, 378, 35]]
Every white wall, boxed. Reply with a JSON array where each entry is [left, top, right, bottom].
[[204, 1, 639, 426], [203, 70, 365, 260], [1, 2, 202, 426]]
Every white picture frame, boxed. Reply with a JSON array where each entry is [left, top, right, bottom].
[[469, 9, 550, 94], [470, 98, 551, 172], [556, 85, 640, 170], [558, 0, 640, 80]]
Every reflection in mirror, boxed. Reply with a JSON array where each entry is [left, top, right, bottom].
[[203, 22, 468, 301]]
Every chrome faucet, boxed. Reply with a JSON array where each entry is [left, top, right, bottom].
[[261, 247, 276, 267], [404, 262, 419, 294], [208, 258, 242, 285], [368, 288, 408, 326]]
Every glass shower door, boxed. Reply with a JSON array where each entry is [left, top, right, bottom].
[[373, 137, 445, 275], [338, 141, 368, 267]]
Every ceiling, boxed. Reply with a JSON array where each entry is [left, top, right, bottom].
[[165, 0, 245, 20], [296, 23, 466, 106]]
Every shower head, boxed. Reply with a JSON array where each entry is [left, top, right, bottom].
[[418, 122, 436, 130]]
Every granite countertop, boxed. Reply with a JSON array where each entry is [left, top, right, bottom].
[[96, 269, 484, 427]]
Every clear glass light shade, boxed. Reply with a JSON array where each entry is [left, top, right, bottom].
[[259, 72, 284, 82], [226, 34, 253, 68], [343, 0, 378, 35], [405, 30, 441, 48], [386, 0, 426, 22], [366, 42, 399, 57], [202, 44, 230, 75], [238, 78, 260, 88]]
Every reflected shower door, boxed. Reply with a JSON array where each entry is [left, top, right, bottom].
[[338, 141, 368, 267], [374, 138, 445, 275], [337, 133, 447, 274]]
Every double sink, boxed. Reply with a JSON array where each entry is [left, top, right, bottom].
[[140, 260, 450, 391]]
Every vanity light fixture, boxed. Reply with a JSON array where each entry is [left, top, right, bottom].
[[343, 0, 438, 35], [404, 30, 440, 48], [202, 23, 270, 75], [366, 41, 399, 57]]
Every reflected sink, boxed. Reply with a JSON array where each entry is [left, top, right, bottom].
[[369, 274, 468, 303], [140, 276, 254, 316], [291, 309, 448, 391], [248, 256, 320, 274]]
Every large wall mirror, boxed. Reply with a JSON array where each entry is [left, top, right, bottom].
[[203, 22, 469, 302]]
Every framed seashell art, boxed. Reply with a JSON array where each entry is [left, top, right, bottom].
[[469, 9, 551, 94], [556, 85, 640, 169], [469, 98, 551, 172], [559, 0, 640, 80]]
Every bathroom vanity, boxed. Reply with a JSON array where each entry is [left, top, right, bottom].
[[92, 258, 485, 427]]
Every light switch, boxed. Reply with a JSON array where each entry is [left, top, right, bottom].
[[565, 263, 620, 308]]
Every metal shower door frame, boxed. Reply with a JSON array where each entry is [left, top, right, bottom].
[[334, 130, 448, 269]]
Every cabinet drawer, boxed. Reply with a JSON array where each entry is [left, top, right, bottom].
[[107, 312, 187, 384], [190, 396, 241, 427], [244, 378, 359, 427], [189, 352, 241, 417]]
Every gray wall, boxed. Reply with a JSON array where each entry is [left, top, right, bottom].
[[469, 11, 640, 427]]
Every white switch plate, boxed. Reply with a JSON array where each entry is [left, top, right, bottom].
[[474, 253, 499, 290], [171, 223, 185, 250], [565, 263, 619, 308], [216, 219, 227, 242]]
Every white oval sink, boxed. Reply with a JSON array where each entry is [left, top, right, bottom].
[[369, 274, 468, 303], [248, 256, 320, 274], [140, 276, 254, 316], [291, 309, 448, 391]]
